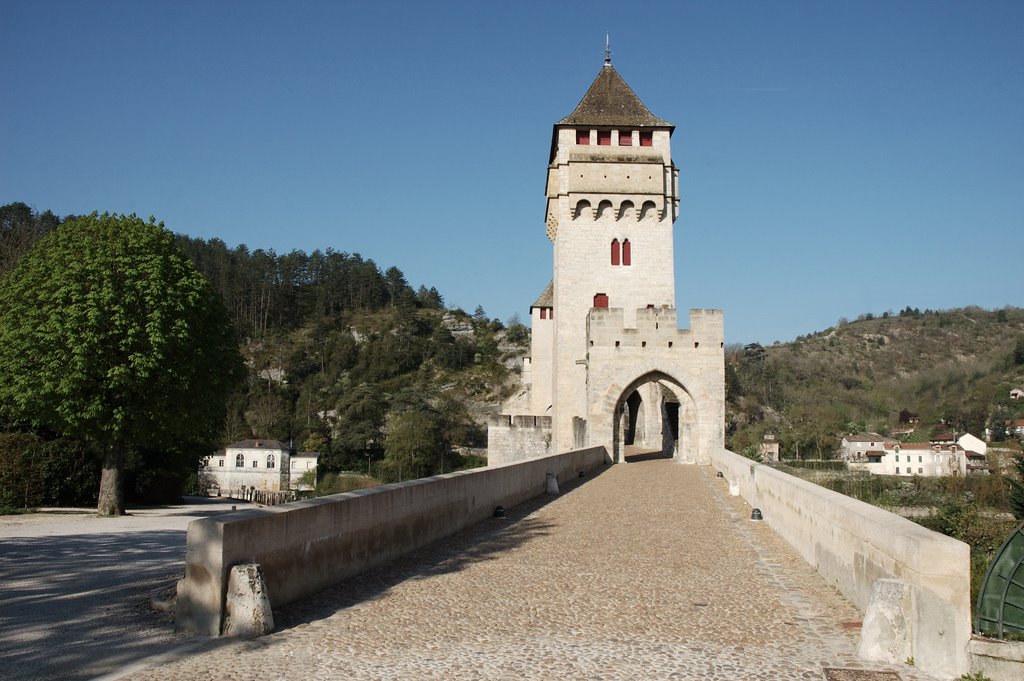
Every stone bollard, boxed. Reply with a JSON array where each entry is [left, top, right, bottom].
[[858, 578, 912, 664], [545, 472, 559, 495], [223, 563, 274, 637]]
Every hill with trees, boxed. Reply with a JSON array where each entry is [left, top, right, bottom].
[[727, 306, 1024, 459], [0, 202, 527, 509]]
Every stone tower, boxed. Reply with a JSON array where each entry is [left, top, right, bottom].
[[489, 57, 724, 466], [545, 60, 680, 452]]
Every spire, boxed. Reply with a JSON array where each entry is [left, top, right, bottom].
[[604, 33, 611, 67], [556, 64, 673, 129]]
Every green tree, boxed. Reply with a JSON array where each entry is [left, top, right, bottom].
[[0, 213, 244, 515], [381, 405, 450, 482], [1008, 454, 1024, 520]]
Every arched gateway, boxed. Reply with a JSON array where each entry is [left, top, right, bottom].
[[487, 55, 725, 465]]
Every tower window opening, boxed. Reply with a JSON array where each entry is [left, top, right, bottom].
[[540, 308, 547, 320], [642, 341, 647, 348], [576, 129, 590, 145], [668, 341, 673, 348], [619, 130, 632, 146], [597, 130, 612, 146], [594, 293, 609, 308], [622, 239, 631, 266], [615, 341, 620, 347], [694, 342, 700, 348], [611, 239, 620, 266], [639, 131, 653, 147]]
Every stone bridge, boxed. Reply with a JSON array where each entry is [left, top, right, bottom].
[[140, 455, 961, 680]]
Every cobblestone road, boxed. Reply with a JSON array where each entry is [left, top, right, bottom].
[[119, 461, 938, 680]]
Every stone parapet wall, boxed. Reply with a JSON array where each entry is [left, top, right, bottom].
[[487, 415, 553, 465], [177, 446, 609, 636], [709, 447, 971, 678]]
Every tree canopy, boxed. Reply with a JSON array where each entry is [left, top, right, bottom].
[[0, 213, 245, 514]]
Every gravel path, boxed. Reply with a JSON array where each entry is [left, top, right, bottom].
[[118, 462, 937, 681], [0, 498, 255, 681]]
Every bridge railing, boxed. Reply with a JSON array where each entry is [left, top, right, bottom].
[[710, 447, 970, 679], [176, 446, 610, 636]]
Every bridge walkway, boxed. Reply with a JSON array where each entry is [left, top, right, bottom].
[[124, 460, 937, 680]]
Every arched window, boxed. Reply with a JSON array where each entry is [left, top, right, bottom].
[[573, 200, 591, 220], [611, 239, 620, 266], [594, 293, 609, 309], [235, 452, 244, 468], [267, 454, 276, 469], [622, 239, 631, 266]]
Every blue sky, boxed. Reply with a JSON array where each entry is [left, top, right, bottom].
[[2, 0, 1021, 344]]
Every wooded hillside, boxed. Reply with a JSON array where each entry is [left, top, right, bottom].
[[727, 306, 1024, 458], [0, 203, 526, 507]]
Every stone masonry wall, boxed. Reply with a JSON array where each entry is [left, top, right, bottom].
[[487, 415, 552, 465], [585, 306, 725, 463]]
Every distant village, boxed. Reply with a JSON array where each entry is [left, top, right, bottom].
[[759, 388, 1024, 478]]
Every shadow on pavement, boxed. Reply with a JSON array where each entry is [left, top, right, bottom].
[[0, 531, 188, 681], [273, 465, 610, 632]]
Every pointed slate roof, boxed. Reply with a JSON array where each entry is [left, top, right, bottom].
[[531, 280, 553, 308], [557, 65, 672, 129]]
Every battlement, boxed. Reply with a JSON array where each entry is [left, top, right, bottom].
[[488, 414, 552, 429], [586, 306, 723, 350]]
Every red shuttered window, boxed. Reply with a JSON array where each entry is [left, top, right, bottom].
[[622, 239, 631, 266], [619, 130, 632, 146], [597, 130, 612, 145], [576, 129, 590, 145], [594, 293, 609, 308], [639, 131, 653, 147], [611, 239, 620, 266]]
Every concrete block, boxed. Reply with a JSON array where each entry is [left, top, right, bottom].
[[223, 563, 274, 637], [545, 472, 559, 494], [857, 579, 912, 664]]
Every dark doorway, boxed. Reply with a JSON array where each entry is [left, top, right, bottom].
[[664, 401, 680, 441], [625, 391, 642, 445]]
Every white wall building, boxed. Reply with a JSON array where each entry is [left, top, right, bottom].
[[202, 439, 290, 492], [851, 434, 988, 477]]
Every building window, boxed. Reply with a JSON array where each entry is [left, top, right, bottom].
[[219, 459, 224, 468], [252, 460, 258, 468], [267, 454, 276, 469], [594, 293, 609, 309], [619, 130, 632, 146], [918, 468, 923, 474], [918, 455, 923, 463], [895, 455, 899, 462], [597, 130, 612, 146], [639, 131, 653, 147], [235, 453, 244, 467], [611, 239, 620, 266], [539, 308, 546, 320], [896, 467, 900, 474], [576, 129, 590, 145], [622, 239, 631, 266]]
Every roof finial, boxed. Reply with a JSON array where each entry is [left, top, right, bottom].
[[604, 33, 611, 67]]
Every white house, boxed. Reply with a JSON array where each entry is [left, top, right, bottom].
[[852, 434, 989, 477], [202, 439, 290, 493], [289, 451, 319, 490], [838, 433, 887, 462]]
